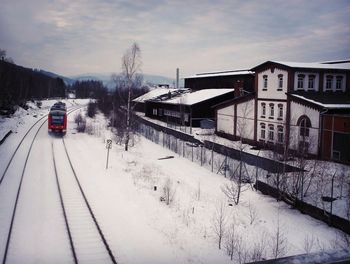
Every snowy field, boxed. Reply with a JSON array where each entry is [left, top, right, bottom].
[[136, 112, 350, 220], [0, 101, 349, 263]]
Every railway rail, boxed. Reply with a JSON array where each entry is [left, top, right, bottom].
[[0, 105, 88, 263], [52, 138, 117, 263]]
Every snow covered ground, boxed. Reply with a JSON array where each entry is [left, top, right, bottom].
[[0, 101, 349, 263], [135, 112, 350, 220]]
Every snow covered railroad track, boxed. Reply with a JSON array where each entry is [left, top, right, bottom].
[[51, 138, 117, 264], [0, 115, 48, 264], [0, 106, 84, 264]]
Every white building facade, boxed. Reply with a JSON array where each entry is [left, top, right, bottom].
[[215, 60, 350, 161]]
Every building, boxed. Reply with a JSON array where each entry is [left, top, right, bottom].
[[132, 87, 184, 112], [144, 89, 234, 127], [215, 60, 350, 163], [184, 70, 254, 91]]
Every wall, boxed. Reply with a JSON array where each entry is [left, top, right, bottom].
[[289, 101, 320, 155], [258, 68, 288, 100], [217, 104, 234, 135], [236, 99, 255, 140]]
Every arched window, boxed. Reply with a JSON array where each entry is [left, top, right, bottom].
[[297, 115, 311, 137], [336, 76, 343, 90], [269, 103, 274, 118], [325, 75, 333, 90], [297, 74, 305, 90], [277, 125, 284, 143], [278, 74, 283, 90], [278, 104, 283, 119], [261, 103, 266, 117], [308, 75, 315, 90], [263, 75, 268, 90], [268, 124, 274, 141], [260, 123, 266, 139]]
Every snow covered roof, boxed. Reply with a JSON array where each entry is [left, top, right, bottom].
[[289, 93, 350, 109], [185, 70, 254, 79], [162, 89, 234, 105], [133, 88, 179, 103], [271, 61, 350, 70]]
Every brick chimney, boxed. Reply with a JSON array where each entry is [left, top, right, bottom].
[[234, 80, 244, 97]]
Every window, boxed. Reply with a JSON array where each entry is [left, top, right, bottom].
[[261, 103, 266, 117], [152, 108, 157, 115], [336, 76, 343, 90], [326, 75, 333, 90], [278, 74, 283, 90], [158, 109, 163, 116], [239, 87, 244, 96], [297, 74, 305, 90], [278, 104, 283, 119], [263, 75, 268, 90], [298, 115, 311, 137], [332, 150, 341, 161], [269, 103, 274, 118], [260, 123, 266, 139], [184, 113, 189, 122], [298, 141, 309, 155], [308, 75, 315, 90], [268, 125, 274, 141], [277, 126, 284, 143]]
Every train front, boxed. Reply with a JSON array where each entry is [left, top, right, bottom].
[[48, 109, 67, 133]]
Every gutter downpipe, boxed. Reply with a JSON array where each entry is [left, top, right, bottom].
[[319, 108, 328, 159]]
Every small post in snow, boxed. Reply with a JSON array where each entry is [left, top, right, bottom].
[[106, 139, 112, 169]]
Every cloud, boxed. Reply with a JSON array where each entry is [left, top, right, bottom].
[[0, 0, 349, 78]]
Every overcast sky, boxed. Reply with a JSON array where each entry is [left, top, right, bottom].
[[1, 0, 349, 78]]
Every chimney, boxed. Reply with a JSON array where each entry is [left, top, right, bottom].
[[176, 68, 179, 89], [234, 80, 244, 97]]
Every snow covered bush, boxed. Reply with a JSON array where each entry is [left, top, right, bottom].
[[74, 112, 86, 132], [162, 178, 176, 206]]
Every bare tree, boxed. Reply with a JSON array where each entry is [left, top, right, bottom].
[[303, 234, 315, 254], [232, 101, 253, 204], [212, 201, 227, 249], [248, 201, 259, 225], [121, 42, 142, 151], [0, 48, 14, 63], [270, 216, 288, 259], [249, 234, 267, 262], [225, 222, 236, 260], [221, 181, 239, 205]]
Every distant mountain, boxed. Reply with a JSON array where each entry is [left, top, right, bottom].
[[69, 73, 178, 90], [39, 70, 75, 86]]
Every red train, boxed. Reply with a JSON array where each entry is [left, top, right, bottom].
[[48, 102, 67, 133]]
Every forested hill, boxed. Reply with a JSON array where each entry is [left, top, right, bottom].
[[0, 60, 66, 113]]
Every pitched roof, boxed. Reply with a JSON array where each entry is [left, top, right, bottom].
[[150, 89, 234, 106], [185, 70, 254, 79], [288, 92, 350, 109], [252, 60, 350, 71], [133, 88, 186, 103]]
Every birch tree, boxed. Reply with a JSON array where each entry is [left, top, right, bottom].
[[121, 42, 142, 151]]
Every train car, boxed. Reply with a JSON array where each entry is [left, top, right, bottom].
[[48, 103, 67, 133]]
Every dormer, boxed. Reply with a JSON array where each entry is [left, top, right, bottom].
[[294, 72, 319, 92], [323, 73, 346, 92]]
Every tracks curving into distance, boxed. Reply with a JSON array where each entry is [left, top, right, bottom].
[[52, 138, 117, 264], [0, 105, 83, 264]]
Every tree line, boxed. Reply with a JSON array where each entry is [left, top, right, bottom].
[[0, 59, 65, 113]]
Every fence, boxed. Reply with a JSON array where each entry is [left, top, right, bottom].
[[135, 115, 301, 176], [255, 180, 350, 235]]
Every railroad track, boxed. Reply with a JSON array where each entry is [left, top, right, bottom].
[[52, 138, 117, 264], [0, 105, 85, 264]]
